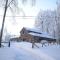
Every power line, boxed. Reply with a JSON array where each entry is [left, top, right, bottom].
[[0, 15, 36, 17], [0, 15, 60, 17]]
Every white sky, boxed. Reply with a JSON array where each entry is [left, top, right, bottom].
[[0, 0, 57, 36]]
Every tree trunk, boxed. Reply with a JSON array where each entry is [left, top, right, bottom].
[[0, 0, 8, 47]]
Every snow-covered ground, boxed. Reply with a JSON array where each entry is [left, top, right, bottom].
[[0, 42, 60, 60]]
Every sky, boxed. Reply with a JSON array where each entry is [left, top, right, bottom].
[[0, 0, 57, 37], [18, 0, 57, 16], [36, 0, 57, 10]]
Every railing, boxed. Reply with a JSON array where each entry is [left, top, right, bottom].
[[1, 41, 10, 47]]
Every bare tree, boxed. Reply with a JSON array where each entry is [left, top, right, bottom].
[[0, 0, 18, 47], [0, 0, 37, 47]]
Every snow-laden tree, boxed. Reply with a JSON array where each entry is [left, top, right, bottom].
[[0, 0, 37, 47], [35, 10, 57, 38], [22, 0, 36, 6], [56, 0, 60, 44]]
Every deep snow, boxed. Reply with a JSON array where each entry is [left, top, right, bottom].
[[0, 42, 60, 60]]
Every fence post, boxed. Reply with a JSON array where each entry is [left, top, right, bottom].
[[8, 41, 10, 47], [32, 36, 35, 48]]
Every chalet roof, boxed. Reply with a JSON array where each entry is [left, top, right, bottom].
[[29, 32, 53, 38], [23, 27, 53, 36], [23, 27, 42, 34], [28, 32, 56, 40]]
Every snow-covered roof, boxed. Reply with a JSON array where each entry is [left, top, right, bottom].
[[24, 27, 43, 34], [29, 32, 55, 39]]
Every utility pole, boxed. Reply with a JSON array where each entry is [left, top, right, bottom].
[[0, 0, 8, 47]]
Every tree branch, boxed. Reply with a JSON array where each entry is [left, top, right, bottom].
[[7, 0, 14, 8]]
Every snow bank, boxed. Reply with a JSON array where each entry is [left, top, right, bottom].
[[0, 42, 60, 60]]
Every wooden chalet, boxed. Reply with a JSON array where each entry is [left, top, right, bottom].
[[20, 27, 56, 43]]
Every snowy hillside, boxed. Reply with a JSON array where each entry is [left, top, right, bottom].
[[0, 42, 60, 60]]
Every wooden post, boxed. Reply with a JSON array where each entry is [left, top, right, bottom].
[[32, 40, 35, 48], [8, 41, 10, 47], [32, 36, 35, 48], [32, 36, 39, 48]]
